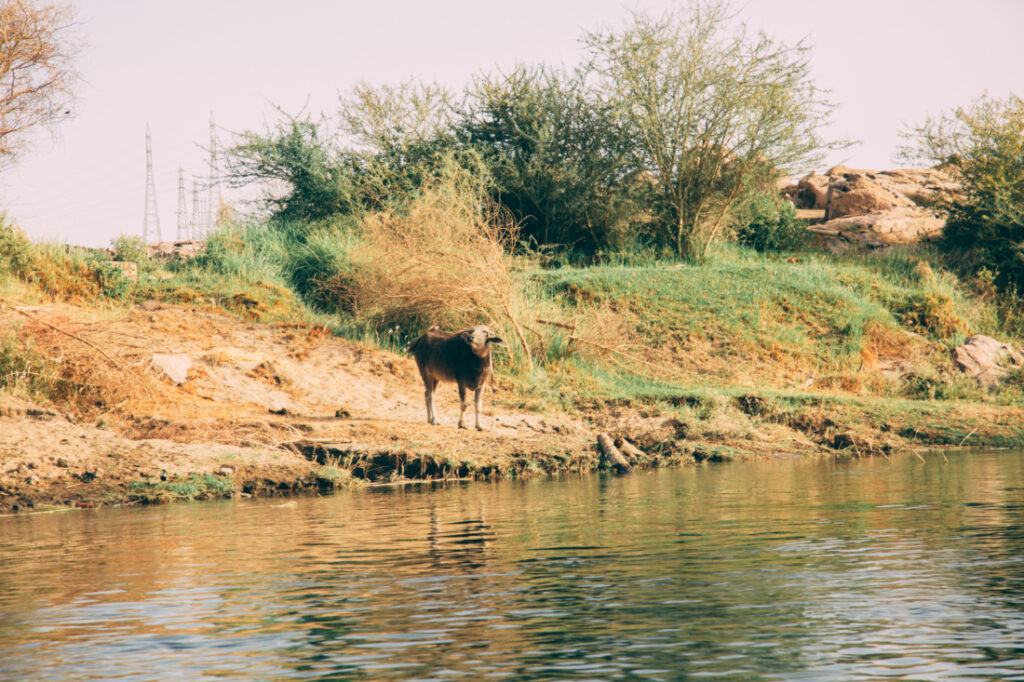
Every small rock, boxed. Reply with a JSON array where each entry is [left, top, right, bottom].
[[55, 458, 70, 468], [152, 353, 192, 385]]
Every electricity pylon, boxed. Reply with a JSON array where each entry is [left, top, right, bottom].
[[191, 177, 201, 240], [142, 124, 162, 244], [207, 113, 221, 233], [176, 166, 188, 241]]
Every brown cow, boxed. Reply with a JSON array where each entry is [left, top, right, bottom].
[[408, 325, 503, 430]]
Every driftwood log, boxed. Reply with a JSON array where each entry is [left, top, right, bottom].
[[597, 433, 632, 474], [619, 439, 648, 463]]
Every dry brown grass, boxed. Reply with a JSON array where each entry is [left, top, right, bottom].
[[859, 320, 931, 370], [338, 169, 537, 369], [0, 305, 154, 412]]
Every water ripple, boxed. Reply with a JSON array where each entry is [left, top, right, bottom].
[[2, 451, 1024, 680]]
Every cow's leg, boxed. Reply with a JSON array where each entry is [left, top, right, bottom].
[[425, 378, 440, 425], [457, 383, 468, 429], [474, 387, 484, 431]]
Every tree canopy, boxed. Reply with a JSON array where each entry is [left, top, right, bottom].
[[584, 0, 844, 259]]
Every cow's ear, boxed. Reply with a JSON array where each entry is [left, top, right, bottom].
[[487, 336, 504, 344], [460, 330, 473, 344]]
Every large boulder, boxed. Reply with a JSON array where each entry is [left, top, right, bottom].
[[871, 168, 960, 205], [151, 353, 192, 385], [783, 173, 830, 210], [826, 173, 916, 220], [952, 335, 1024, 388], [808, 207, 945, 254]]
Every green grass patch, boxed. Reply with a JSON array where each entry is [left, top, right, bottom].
[[128, 473, 236, 504]]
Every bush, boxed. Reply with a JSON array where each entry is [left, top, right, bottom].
[[459, 65, 643, 257], [110, 234, 147, 263], [0, 217, 35, 277], [901, 93, 1024, 292], [225, 116, 363, 222], [732, 191, 807, 252]]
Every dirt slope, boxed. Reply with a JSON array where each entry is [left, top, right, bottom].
[[0, 302, 592, 512]]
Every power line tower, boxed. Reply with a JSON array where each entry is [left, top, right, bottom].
[[143, 123, 162, 244], [207, 112, 221, 234], [191, 177, 201, 240], [176, 166, 188, 241]]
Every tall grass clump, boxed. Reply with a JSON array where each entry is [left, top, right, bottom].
[[279, 220, 360, 314], [339, 160, 536, 369], [1, 218, 133, 303], [0, 329, 56, 400]]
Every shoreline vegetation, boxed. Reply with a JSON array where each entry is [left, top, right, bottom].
[[2, 219, 1024, 513], [3, 2, 1024, 512]]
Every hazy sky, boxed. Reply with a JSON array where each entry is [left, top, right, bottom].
[[2, 0, 1022, 247]]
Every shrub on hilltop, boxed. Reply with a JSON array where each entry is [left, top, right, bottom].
[[900, 93, 1024, 292]]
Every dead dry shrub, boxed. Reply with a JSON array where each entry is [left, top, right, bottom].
[[341, 168, 536, 369], [859, 320, 927, 368], [0, 309, 152, 412]]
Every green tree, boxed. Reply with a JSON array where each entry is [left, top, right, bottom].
[[225, 83, 460, 223], [459, 64, 643, 256], [335, 79, 458, 206], [584, 0, 843, 260], [900, 93, 1024, 291], [225, 111, 361, 222]]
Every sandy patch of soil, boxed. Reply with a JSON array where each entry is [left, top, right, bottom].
[[0, 303, 597, 512]]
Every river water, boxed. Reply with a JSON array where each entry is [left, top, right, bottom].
[[2, 450, 1024, 680]]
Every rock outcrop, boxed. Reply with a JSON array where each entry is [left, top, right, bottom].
[[952, 335, 1024, 389], [148, 240, 205, 261], [781, 166, 960, 253], [826, 173, 917, 219], [809, 207, 946, 254], [789, 173, 830, 211]]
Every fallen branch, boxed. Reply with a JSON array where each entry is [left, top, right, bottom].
[[7, 301, 127, 372], [619, 439, 648, 463], [958, 427, 978, 447], [597, 432, 632, 474]]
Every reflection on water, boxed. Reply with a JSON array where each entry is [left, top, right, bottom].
[[2, 451, 1024, 680]]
